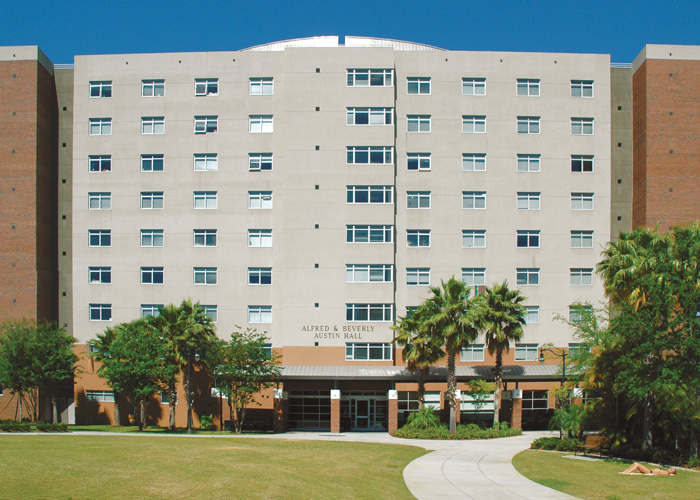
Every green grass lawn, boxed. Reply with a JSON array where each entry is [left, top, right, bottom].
[[0, 435, 425, 500], [513, 449, 700, 500]]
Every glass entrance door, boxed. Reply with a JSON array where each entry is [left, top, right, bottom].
[[355, 399, 371, 430]]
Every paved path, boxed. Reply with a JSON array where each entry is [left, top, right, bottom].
[[12, 429, 577, 499]]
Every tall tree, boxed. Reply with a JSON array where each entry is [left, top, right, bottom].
[[0, 319, 38, 421], [88, 327, 122, 426], [418, 277, 479, 435], [475, 281, 526, 425]]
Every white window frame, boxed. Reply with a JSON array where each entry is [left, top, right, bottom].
[[571, 80, 594, 98], [250, 77, 273, 95], [141, 116, 165, 135], [462, 78, 486, 96], [248, 229, 273, 247], [406, 230, 430, 248], [85, 390, 115, 402], [345, 343, 392, 361], [346, 225, 393, 244], [517, 230, 540, 248], [193, 153, 218, 171], [194, 115, 218, 134], [463, 154, 486, 172], [248, 305, 272, 323], [345, 264, 393, 283], [346, 107, 393, 126], [346, 186, 393, 204], [193, 229, 217, 247], [462, 230, 486, 248], [345, 304, 393, 322], [517, 154, 540, 172], [347, 146, 393, 165], [515, 344, 539, 361], [346, 69, 393, 87], [248, 267, 272, 285], [462, 115, 486, 133], [249, 153, 273, 171], [571, 117, 594, 135], [406, 191, 431, 209], [570, 268, 594, 286], [142, 80, 165, 97], [141, 191, 164, 210], [517, 79, 540, 97], [407, 115, 431, 132], [193, 267, 218, 285], [517, 192, 540, 210], [249, 191, 273, 209], [141, 267, 164, 285], [571, 193, 594, 210], [89, 118, 111, 136], [141, 229, 164, 248], [462, 191, 486, 209], [89, 267, 111, 284], [88, 230, 111, 247], [517, 268, 540, 286], [407, 153, 431, 171], [89, 81, 112, 98], [461, 268, 486, 286], [249, 115, 273, 133], [517, 116, 540, 134], [89, 304, 112, 321], [195, 78, 218, 96], [88, 192, 111, 210], [406, 267, 430, 286], [569, 305, 593, 323], [141, 154, 164, 172], [193, 191, 218, 209], [203, 305, 218, 323], [407, 77, 431, 95], [141, 305, 162, 318], [524, 306, 540, 324], [571, 230, 594, 248], [89, 155, 111, 172], [571, 155, 594, 173], [461, 344, 485, 362]]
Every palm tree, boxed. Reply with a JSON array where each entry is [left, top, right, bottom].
[[476, 281, 526, 425], [419, 277, 479, 435], [88, 327, 121, 426], [392, 312, 443, 408]]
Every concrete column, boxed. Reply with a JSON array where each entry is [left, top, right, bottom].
[[330, 389, 341, 433], [273, 389, 288, 433], [510, 389, 523, 430], [455, 389, 461, 425], [387, 389, 398, 434]]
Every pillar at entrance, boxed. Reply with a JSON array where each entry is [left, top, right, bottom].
[[330, 389, 341, 433], [511, 389, 523, 430], [273, 389, 288, 433], [387, 390, 398, 434]]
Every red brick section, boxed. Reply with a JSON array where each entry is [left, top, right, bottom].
[[387, 397, 398, 434], [511, 394, 523, 430], [634, 58, 700, 233], [273, 392, 288, 433], [330, 397, 341, 433]]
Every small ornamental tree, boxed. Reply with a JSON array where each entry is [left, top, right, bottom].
[[211, 328, 281, 433], [0, 319, 38, 421], [464, 379, 497, 423]]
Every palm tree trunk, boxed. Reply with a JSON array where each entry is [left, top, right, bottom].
[[52, 395, 58, 423], [493, 353, 503, 425], [138, 400, 146, 431], [690, 425, 698, 459], [186, 359, 193, 433], [18, 391, 23, 421], [417, 369, 426, 409], [447, 345, 457, 435], [168, 387, 176, 431], [113, 391, 121, 426], [642, 391, 654, 450]]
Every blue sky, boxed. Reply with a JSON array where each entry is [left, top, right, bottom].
[[1, 0, 698, 64]]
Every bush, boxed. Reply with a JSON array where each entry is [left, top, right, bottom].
[[530, 437, 561, 450], [199, 414, 215, 431], [555, 438, 581, 451], [0, 419, 32, 432], [404, 407, 442, 430], [395, 420, 521, 440], [36, 422, 69, 433], [688, 457, 700, 469]]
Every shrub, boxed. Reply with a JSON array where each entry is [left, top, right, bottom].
[[404, 407, 442, 430], [395, 420, 521, 440], [555, 438, 581, 452], [530, 437, 561, 450], [0, 419, 32, 432], [688, 457, 700, 469], [199, 414, 215, 431], [36, 422, 69, 433]]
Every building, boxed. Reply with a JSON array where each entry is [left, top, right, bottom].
[[1, 37, 698, 431]]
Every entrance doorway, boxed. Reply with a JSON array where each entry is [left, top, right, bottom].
[[340, 391, 388, 431]]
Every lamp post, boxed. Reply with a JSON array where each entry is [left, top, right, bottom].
[[540, 347, 567, 439]]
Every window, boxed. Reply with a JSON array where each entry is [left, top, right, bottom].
[[160, 392, 177, 405], [462, 115, 486, 133], [141, 267, 164, 285], [141, 229, 164, 247], [462, 78, 486, 95], [571, 80, 594, 98], [517, 268, 540, 286], [407, 77, 430, 95], [194, 116, 218, 134], [406, 268, 430, 286], [515, 344, 538, 361], [89, 81, 112, 98], [461, 268, 486, 286], [517, 116, 540, 134], [407, 230, 430, 247], [195, 78, 218, 96], [89, 267, 111, 284], [247, 153, 273, 172], [347, 68, 393, 87], [248, 267, 272, 285], [347, 146, 393, 165], [345, 264, 393, 283], [346, 186, 393, 204], [141, 192, 164, 209], [250, 77, 273, 95], [407, 115, 431, 132], [346, 107, 393, 126], [249, 115, 273, 133], [202, 305, 218, 323], [346, 225, 393, 243], [571, 155, 594, 173], [345, 304, 393, 322], [89, 118, 111, 135], [571, 117, 594, 135], [345, 343, 392, 361], [248, 229, 273, 247], [248, 305, 272, 323], [88, 230, 111, 247], [142, 79, 164, 97], [463, 154, 486, 172], [142, 117, 164, 135], [517, 79, 540, 96], [461, 344, 485, 362], [569, 343, 591, 354], [517, 192, 540, 210], [89, 304, 111, 321], [462, 191, 486, 209], [523, 390, 549, 410], [193, 191, 217, 209], [571, 193, 594, 210], [194, 267, 217, 285], [569, 305, 593, 323], [407, 153, 431, 171], [571, 230, 594, 248], [524, 306, 539, 324], [570, 268, 594, 286], [141, 154, 164, 172], [462, 230, 486, 248], [88, 192, 111, 210], [85, 390, 115, 402], [517, 231, 540, 248], [141, 305, 162, 318], [407, 191, 431, 209], [249, 191, 273, 209], [89, 155, 111, 172], [194, 153, 218, 171], [193, 229, 217, 247], [517, 154, 540, 172]]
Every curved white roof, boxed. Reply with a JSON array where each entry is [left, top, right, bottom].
[[242, 35, 444, 52]]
